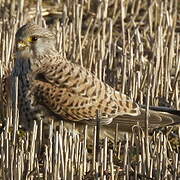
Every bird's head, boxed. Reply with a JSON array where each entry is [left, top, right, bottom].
[[15, 23, 56, 59]]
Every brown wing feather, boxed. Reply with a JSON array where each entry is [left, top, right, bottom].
[[31, 55, 140, 124]]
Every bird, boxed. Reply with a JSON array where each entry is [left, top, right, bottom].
[[11, 22, 180, 132]]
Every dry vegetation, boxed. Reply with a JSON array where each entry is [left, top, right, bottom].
[[0, 0, 180, 179]]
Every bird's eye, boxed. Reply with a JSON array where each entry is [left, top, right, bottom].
[[31, 36, 38, 41]]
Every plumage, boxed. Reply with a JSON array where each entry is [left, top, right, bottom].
[[12, 23, 180, 131], [31, 57, 139, 123]]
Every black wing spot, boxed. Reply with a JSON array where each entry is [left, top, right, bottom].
[[35, 73, 48, 83]]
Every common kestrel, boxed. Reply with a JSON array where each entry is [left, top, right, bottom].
[[12, 23, 180, 131]]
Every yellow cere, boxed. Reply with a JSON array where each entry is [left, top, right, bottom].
[[17, 37, 32, 49], [27, 36, 33, 42]]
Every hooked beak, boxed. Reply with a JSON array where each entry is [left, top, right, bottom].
[[17, 41, 29, 50]]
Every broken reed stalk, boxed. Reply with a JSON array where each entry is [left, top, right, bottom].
[[0, 119, 180, 179], [95, 110, 100, 163]]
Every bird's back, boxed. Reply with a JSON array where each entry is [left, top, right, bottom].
[[32, 54, 140, 124]]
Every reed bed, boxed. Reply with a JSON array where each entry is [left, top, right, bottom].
[[0, 0, 179, 179]]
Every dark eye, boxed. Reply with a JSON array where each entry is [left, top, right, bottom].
[[31, 36, 38, 41]]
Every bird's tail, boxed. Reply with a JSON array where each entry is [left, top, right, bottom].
[[110, 106, 180, 132]]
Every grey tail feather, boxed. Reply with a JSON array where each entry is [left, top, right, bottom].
[[140, 104, 180, 126], [139, 105, 180, 116]]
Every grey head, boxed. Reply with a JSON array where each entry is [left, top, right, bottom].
[[15, 23, 56, 59]]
